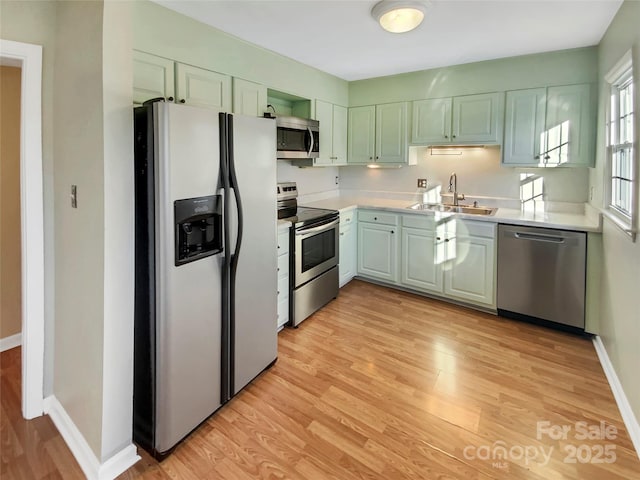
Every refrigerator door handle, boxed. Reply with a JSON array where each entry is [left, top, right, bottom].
[[219, 112, 231, 403], [227, 114, 244, 396]]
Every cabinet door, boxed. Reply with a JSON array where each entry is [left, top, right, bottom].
[[443, 235, 495, 307], [411, 98, 452, 144], [175, 63, 232, 111], [347, 106, 376, 164], [339, 223, 357, 287], [503, 89, 546, 166], [332, 105, 348, 165], [358, 223, 398, 283], [545, 84, 593, 167], [376, 102, 408, 164], [452, 92, 502, 143], [232, 78, 267, 117], [133, 51, 175, 104], [314, 100, 334, 165], [401, 227, 443, 293]]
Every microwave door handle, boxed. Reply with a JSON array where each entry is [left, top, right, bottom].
[[307, 126, 314, 157]]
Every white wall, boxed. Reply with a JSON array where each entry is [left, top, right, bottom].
[[339, 147, 590, 203], [53, 0, 106, 456], [100, 0, 135, 462], [590, 0, 640, 423]]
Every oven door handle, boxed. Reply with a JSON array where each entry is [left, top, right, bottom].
[[295, 218, 339, 236]]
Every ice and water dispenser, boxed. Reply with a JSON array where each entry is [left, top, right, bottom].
[[174, 195, 222, 266]]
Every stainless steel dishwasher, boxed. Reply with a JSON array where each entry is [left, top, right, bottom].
[[497, 224, 586, 332]]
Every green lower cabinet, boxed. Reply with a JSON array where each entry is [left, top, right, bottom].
[[355, 211, 496, 309], [442, 233, 496, 308], [357, 222, 398, 283], [400, 227, 443, 293]]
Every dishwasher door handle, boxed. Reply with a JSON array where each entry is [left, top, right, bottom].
[[513, 232, 565, 243]]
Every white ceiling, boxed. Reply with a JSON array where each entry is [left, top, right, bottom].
[[153, 0, 622, 81]]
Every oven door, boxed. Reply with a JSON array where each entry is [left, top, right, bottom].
[[294, 218, 339, 287]]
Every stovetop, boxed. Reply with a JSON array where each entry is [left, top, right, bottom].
[[279, 206, 339, 228]]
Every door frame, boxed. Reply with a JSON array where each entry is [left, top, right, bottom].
[[0, 39, 45, 419]]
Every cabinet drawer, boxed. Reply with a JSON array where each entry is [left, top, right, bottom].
[[454, 219, 496, 239], [358, 210, 398, 226], [277, 230, 290, 255], [277, 254, 289, 279], [340, 207, 356, 225], [277, 276, 289, 300], [277, 296, 289, 329], [402, 214, 435, 230]]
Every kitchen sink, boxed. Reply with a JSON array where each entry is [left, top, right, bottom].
[[408, 203, 497, 216]]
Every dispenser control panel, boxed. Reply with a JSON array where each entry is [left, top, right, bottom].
[[174, 195, 222, 266]]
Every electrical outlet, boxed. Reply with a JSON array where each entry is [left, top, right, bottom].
[[417, 178, 428, 188], [590, 186, 594, 201], [335, 176, 339, 185]]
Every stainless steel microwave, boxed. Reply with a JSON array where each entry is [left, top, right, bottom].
[[276, 116, 319, 159]]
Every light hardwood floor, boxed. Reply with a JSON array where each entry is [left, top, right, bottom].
[[2, 280, 639, 479]]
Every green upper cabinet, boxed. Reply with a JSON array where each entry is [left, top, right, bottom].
[[348, 102, 409, 165], [503, 83, 594, 167], [411, 98, 452, 144], [376, 102, 408, 164], [545, 84, 593, 167], [232, 78, 267, 117], [411, 92, 503, 145], [453, 93, 503, 143], [133, 50, 234, 112], [503, 88, 546, 165], [175, 63, 232, 111], [312, 100, 348, 166], [347, 105, 376, 164], [133, 51, 175, 104]]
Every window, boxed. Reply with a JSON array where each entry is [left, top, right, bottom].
[[605, 50, 637, 239]]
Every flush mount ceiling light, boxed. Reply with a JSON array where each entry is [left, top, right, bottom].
[[371, 0, 431, 34]]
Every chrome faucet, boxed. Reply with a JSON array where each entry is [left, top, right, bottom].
[[448, 172, 464, 206]]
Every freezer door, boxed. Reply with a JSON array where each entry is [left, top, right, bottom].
[[227, 114, 278, 395], [154, 103, 223, 453]]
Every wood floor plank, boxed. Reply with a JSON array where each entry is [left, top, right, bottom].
[[2, 280, 640, 479]]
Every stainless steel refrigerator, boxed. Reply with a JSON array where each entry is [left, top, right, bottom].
[[133, 101, 278, 459]]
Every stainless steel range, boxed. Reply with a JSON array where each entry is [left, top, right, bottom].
[[277, 182, 339, 327]]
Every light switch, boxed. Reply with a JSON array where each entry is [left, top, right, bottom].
[[71, 185, 77, 208]]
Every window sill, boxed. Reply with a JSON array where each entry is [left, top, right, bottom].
[[601, 208, 636, 242]]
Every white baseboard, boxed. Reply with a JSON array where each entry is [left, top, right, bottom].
[[0, 332, 22, 352], [43, 396, 140, 479], [592, 336, 640, 460]]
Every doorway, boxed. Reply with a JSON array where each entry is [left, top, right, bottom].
[[0, 39, 45, 420]]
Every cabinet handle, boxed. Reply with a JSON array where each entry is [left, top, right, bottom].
[[278, 245, 280, 249], [346, 218, 351, 222], [391, 230, 395, 234], [369, 156, 373, 160], [436, 237, 441, 240], [452, 135, 456, 139], [167, 96, 174, 102], [277, 267, 280, 271], [444, 238, 450, 242], [545, 155, 551, 160], [376, 156, 379, 160], [180, 99, 186, 104], [374, 217, 377, 220], [340, 232, 344, 236], [534, 154, 540, 160]]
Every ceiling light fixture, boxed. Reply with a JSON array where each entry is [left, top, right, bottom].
[[371, 1, 430, 34]]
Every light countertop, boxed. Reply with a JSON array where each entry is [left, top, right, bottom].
[[302, 196, 602, 233]]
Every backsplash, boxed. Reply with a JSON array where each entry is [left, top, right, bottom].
[[338, 146, 590, 204], [276, 161, 339, 197]]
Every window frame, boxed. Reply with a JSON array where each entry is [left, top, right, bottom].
[[604, 49, 637, 241]]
